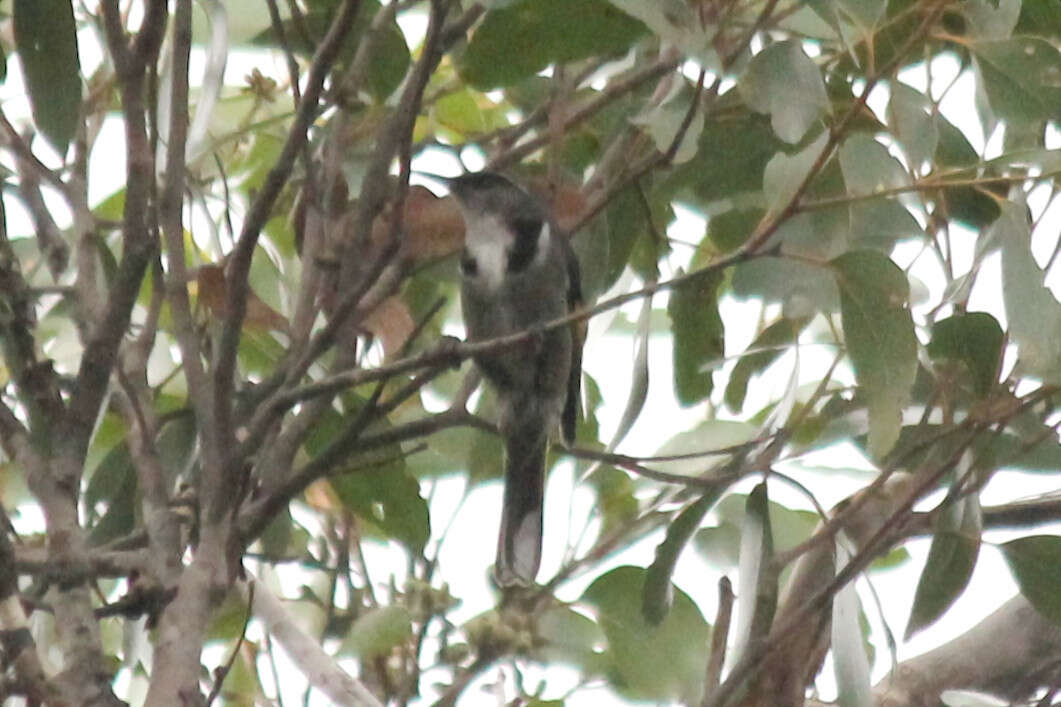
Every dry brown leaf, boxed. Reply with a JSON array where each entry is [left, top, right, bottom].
[[196, 263, 289, 333], [371, 185, 465, 262], [522, 175, 588, 232], [361, 295, 416, 358]]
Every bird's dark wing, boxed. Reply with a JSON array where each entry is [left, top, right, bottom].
[[561, 239, 584, 446]]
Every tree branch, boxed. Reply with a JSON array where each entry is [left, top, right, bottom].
[[212, 0, 362, 507], [873, 595, 1061, 704]]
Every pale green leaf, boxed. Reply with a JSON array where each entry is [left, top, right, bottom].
[[831, 251, 917, 458], [340, 606, 413, 659], [581, 566, 709, 703], [832, 539, 872, 707], [996, 203, 1061, 382], [740, 41, 829, 144], [763, 131, 829, 213], [887, 83, 939, 169]]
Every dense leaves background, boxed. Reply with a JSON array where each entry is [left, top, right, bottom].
[[1, 0, 1061, 705]]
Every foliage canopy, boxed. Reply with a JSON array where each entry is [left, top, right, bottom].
[[2, 0, 1061, 705]]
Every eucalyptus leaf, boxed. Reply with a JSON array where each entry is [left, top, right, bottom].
[[14, 0, 81, 154], [927, 312, 1004, 398], [581, 566, 709, 703], [340, 606, 413, 659], [668, 269, 724, 405], [887, 83, 938, 168], [905, 483, 982, 638], [832, 251, 917, 458], [740, 41, 829, 144], [971, 38, 1061, 125], [458, 0, 647, 89], [1000, 535, 1061, 624], [643, 488, 727, 625], [731, 483, 777, 667], [832, 539, 872, 707], [724, 317, 809, 412], [997, 203, 1061, 382], [763, 131, 829, 213]]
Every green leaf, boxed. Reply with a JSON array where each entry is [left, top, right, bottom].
[[306, 410, 430, 553], [630, 81, 703, 164], [206, 589, 252, 643], [601, 187, 649, 288], [457, 0, 647, 89], [668, 270, 724, 405], [725, 317, 808, 412], [971, 38, 1061, 125], [927, 312, 1004, 398], [86, 441, 138, 546], [763, 131, 829, 213], [838, 133, 908, 196], [251, 0, 409, 100], [849, 199, 924, 252], [996, 203, 1061, 383], [831, 251, 917, 458], [832, 539, 873, 707], [643, 489, 727, 625], [905, 490, 982, 638], [608, 296, 651, 449], [156, 412, 198, 487], [886, 424, 1061, 476], [329, 466, 430, 554], [934, 117, 1000, 228], [731, 483, 777, 665], [708, 208, 764, 254], [887, 82, 938, 168], [587, 466, 638, 537], [701, 496, 805, 571], [14, 0, 82, 154], [605, 0, 715, 61], [1000, 535, 1061, 624], [340, 606, 413, 659], [572, 209, 612, 299], [433, 89, 490, 135], [961, 0, 1020, 39], [837, 0, 886, 30], [665, 113, 783, 204], [739, 41, 829, 144], [533, 605, 606, 671], [581, 566, 709, 702], [652, 420, 758, 477], [732, 256, 839, 315], [693, 524, 742, 570], [1016, 0, 1061, 39]]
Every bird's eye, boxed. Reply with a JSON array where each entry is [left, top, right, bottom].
[[460, 252, 478, 276]]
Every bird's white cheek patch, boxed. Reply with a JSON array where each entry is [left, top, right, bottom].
[[467, 240, 508, 291], [463, 212, 513, 291], [534, 223, 551, 267]]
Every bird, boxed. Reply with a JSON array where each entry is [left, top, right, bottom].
[[447, 171, 583, 587]]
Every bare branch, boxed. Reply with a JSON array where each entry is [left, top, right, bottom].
[[213, 0, 362, 482], [874, 595, 1061, 704]]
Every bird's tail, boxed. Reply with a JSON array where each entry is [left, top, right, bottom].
[[495, 428, 546, 587]]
